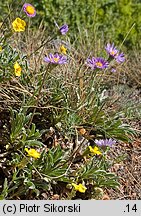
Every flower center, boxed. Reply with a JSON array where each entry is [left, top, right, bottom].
[[110, 51, 115, 55], [16, 68, 21, 72], [26, 5, 35, 15], [53, 57, 59, 62], [96, 62, 102, 67]]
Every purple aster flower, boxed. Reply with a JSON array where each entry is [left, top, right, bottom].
[[105, 43, 125, 63], [115, 52, 125, 63], [105, 43, 119, 57], [23, 3, 36, 17], [44, 53, 67, 64], [95, 138, 116, 147], [95, 57, 109, 69], [86, 57, 109, 70], [59, 24, 69, 35]]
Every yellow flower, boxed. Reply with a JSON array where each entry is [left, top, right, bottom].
[[14, 62, 22, 76], [72, 183, 87, 193], [89, 146, 102, 155], [59, 45, 67, 54], [0, 46, 2, 52], [12, 17, 26, 32], [25, 148, 40, 159]]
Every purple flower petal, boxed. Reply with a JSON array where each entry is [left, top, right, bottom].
[[115, 52, 125, 63], [105, 43, 119, 57], [86, 57, 96, 69], [111, 68, 116, 73], [95, 138, 116, 147], [105, 43, 125, 63], [59, 24, 69, 35]]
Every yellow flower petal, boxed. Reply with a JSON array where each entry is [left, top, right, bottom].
[[59, 45, 67, 55], [72, 183, 79, 190], [72, 183, 87, 193], [14, 62, 22, 76], [25, 148, 40, 159], [89, 146, 102, 155], [77, 184, 87, 193]]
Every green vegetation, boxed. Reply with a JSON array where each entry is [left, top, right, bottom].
[[0, 0, 141, 48], [33, 0, 141, 48], [0, 0, 140, 200]]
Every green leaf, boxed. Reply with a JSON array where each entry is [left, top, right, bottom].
[[24, 140, 43, 147]]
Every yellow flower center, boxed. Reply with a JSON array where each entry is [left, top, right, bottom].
[[53, 57, 59, 62], [96, 62, 102, 67], [26, 5, 35, 15], [110, 51, 115, 55]]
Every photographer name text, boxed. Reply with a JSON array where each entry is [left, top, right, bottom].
[[2, 203, 81, 214]]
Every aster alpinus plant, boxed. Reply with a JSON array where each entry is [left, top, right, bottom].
[[0, 1, 137, 200]]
